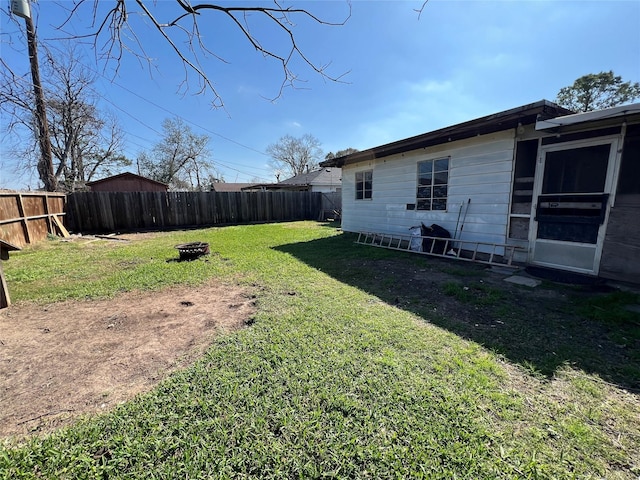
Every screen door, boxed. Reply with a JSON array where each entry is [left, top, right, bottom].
[[530, 138, 619, 274]]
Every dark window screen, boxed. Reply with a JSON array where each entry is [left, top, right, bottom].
[[618, 125, 640, 195], [511, 139, 538, 214], [542, 144, 610, 194]]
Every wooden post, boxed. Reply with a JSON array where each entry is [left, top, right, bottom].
[[25, 14, 57, 192], [0, 240, 21, 309], [43, 193, 52, 236], [16, 194, 31, 244], [0, 262, 9, 309]]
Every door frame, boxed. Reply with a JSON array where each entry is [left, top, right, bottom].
[[528, 134, 622, 274]]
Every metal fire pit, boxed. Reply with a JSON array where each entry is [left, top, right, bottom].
[[175, 242, 210, 260]]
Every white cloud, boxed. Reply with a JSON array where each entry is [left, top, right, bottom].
[[351, 77, 491, 150], [471, 52, 532, 71], [409, 79, 455, 94], [236, 84, 260, 96]]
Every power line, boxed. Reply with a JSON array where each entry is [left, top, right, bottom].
[[1, 10, 276, 186], [91, 81, 275, 180], [84, 64, 269, 157], [211, 157, 272, 182], [95, 88, 162, 137], [89, 67, 277, 181], [97, 93, 273, 180], [94, 84, 271, 175]]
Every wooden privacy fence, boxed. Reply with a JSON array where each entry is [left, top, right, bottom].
[[66, 191, 325, 233], [318, 192, 342, 220], [0, 192, 67, 247]]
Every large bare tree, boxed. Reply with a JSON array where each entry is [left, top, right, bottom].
[[1, 44, 129, 191], [138, 117, 212, 191], [267, 133, 323, 179], [2, 1, 351, 189]]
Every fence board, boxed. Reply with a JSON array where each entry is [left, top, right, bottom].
[[66, 191, 327, 234], [0, 192, 67, 246]]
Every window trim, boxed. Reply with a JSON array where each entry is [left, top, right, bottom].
[[416, 157, 449, 211], [355, 170, 373, 200]]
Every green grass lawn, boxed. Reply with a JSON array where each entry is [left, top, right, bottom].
[[2, 222, 639, 479]]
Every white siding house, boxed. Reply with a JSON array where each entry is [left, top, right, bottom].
[[342, 130, 516, 246], [323, 101, 640, 284]]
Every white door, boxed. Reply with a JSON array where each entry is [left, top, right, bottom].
[[530, 137, 620, 275]]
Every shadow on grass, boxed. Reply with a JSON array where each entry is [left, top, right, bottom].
[[275, 232, 640, 392]]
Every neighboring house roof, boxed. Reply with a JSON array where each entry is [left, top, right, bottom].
[[321, 100, 574, 167], [241, 184, 279, 191], [211, 183, 259, 192], [535, 102, 640, 131], [277, 167, 342, 187], [86, 172, 168, 188], [242, 168, 341, 191]]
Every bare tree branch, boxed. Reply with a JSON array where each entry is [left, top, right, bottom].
[[267, 134, 323, 178], [46, 1, 351, 107], [1, 43, 129, 191], [138, 117, 212, 190], [134, 1, 216, 98], [415, 1, 429, 20]]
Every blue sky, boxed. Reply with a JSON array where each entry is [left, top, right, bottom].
[[1, 0, 639, 188]]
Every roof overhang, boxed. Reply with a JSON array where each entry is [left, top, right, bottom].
[[321, 100, 573, 168], [240, 183, 306, 191], [265, 184, 310, 190], [535, 102, 640, 132]]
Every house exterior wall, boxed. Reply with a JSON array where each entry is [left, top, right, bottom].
[[341, 130, 516, 248], [600, 199, 640, 282], [599, 123, 640, 283], [336, 102, 639, 282]]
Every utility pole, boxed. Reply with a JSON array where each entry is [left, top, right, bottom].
[[12, 0, 57, 191]]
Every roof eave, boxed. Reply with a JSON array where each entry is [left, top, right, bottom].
[[321, 100, 572, 168], [535, 102, 640, 131]]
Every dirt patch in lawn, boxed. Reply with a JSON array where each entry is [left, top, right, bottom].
[[0, 281, 256, 439]]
